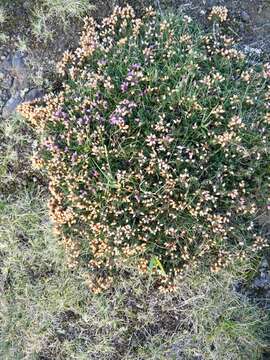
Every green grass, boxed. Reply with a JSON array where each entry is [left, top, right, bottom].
[[0, 5, 8, 43], [0, 6, 6, 24]]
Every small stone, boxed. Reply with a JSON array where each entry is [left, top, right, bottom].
[[239, 23, 244, 32], [11, 51, 27, 78], [0, 72, 4, 80], [23, 1, 31, 9], [24, 88, 44, 102], [207, 0, 219, 7], [240, 11, 250, 23], [253, 277, 270, 290], [2, 95, 23, 118], [260, 258, 269, 270], [243, 45, 262, 58]]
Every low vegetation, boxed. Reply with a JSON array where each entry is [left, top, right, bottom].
[[0, 6, 7, 43], [20, 6, 270, 293], [1, 3, 269, 360]]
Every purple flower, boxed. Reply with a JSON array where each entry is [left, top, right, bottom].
[[121, 82, 129, 92], [92, 170, 99, 177], [83, 115, 91, 124], [132, 63, 141, 70], [78, 118, 84, 126], [109, 115, 122, 125], [71, 152, 78, 163], [54, 110, 64, 118], [98, 59, 107, 66], [54, 109, 69, 120]]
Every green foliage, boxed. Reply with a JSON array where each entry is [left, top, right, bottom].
[[0, 6, 7, 43], [20, 6, 270, 292], [0, 6, 6, 24]]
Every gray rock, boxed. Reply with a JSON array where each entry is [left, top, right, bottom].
[[240, 11, 250, 23], [260, 258, 270, 270], [2, 95, 23, 118], [6, 53, 29, 95], [12, 51, 27, 73], [206, 0, 220, 7], [252, 276, 270, 290], [24, 88, 44, 102], [11, 52, 28, 90], [239, 23, 245, 32], [23, 1, 31, 9], [10, 76, 29, 95]]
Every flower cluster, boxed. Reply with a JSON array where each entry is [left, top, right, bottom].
[[208, 6, 229, 23], [19, 6, 269, 293]]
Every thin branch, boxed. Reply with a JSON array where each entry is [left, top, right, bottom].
[[155, 0, 164, 16]]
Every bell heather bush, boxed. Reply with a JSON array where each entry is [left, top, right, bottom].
[[20, 6, 270, 293]]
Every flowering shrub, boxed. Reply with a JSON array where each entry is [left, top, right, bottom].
[[20, 6, 270, 293]]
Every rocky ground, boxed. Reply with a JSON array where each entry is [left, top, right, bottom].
[[173, 0, 270, 53], [0, 51, 43, 119], [235, 258, 270, 310]]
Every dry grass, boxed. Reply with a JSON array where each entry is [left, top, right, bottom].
[[30, 0, 94, 41], [0, 188, 268, 359]]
